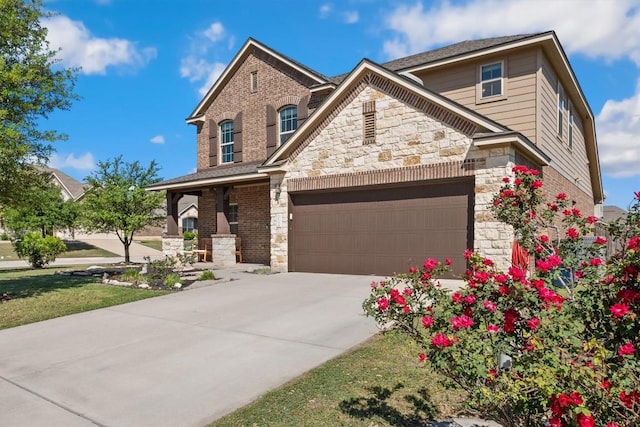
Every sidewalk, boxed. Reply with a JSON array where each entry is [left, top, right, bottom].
[[77, 238, 164, 259]]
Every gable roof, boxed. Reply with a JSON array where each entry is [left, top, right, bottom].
[[262, 58, 548, 168], [186, 38, 329, 122], [40, 166, 86, 201]]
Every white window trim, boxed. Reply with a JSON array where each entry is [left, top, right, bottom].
[[219, 121, 234, 164], [568, 101, 574, 149], [557, 81, 565, 139], [278, 105, 297, 145], [477, 60, 506, 104]]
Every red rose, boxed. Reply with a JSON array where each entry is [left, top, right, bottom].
[[377, 297, 389, 311], [418, 353, 426, 362], [422, 316, 434, 328], [577, 413, 595, 427], [527, 317, 540, 330], [618, 342, 635, 356], [610, 302, 630, 318], [431, 333, 454, 348]]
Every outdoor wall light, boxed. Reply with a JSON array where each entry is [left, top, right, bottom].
[[274, 185, 282, 201]]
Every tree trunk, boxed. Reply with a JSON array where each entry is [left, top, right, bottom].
[[124, 240, 131, 263]]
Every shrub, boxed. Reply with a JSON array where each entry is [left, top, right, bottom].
[[198, 270, 216, 280], [119, 268, 144, 285], [0, 232, 9, 241], [13, 232, 66, 268], [163, 272, 181, 288], [144, 255, 177, 286], [183, 231, 197, 241], [363, 166, 640, 427]]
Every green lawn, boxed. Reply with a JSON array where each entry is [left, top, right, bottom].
[[210, 331, 466, 427], [0, 267, 169, 329], [0, 240, 117, 260], [136, 239, 163, 251]]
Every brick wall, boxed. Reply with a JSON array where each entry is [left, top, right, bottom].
[[196, 50, 313, 169], [198, 190, 217, 245], [541, 165, 596, 240], [236, 184, 270, 264]]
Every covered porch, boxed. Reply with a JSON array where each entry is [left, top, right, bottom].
[[146, 163, 271, 268]]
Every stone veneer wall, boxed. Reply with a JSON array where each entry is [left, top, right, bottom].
[[211, 235, 236, 267], [162, 237, 184, 257], [471, 149, 517, 270], [270, 174, 288, 272], [270, 85, 517, 272]]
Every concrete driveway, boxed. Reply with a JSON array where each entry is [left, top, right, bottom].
[[0, 272, 380, 427]]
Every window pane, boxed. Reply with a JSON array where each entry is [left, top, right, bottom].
[[481, 63, 501, 80], [279, 106, 298, 141], [220, 120, 234, 163], [482, 80, 502, 97]]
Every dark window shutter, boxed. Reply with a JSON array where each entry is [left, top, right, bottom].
[[233, 112, 243, 163], [266, 105, 277, 156], [208, 119, 217, 167], [297, 95, 309, 126]]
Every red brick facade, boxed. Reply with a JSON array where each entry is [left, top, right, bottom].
[[235, 184, 270, 263], [197, 49, 315, 170]]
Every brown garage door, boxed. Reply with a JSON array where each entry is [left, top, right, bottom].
[[288, 180, 473, 276]]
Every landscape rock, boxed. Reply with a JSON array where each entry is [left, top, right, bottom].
[[138, 283, 150, 289]]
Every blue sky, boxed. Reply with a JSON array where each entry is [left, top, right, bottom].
[[42, 0, 640, 209]]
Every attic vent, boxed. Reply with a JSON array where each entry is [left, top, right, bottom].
[[250, 71, 258, 93], [362, 100, 376, 145]]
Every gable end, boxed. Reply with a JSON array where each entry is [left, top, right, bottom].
[[286, 72, 487, 163]]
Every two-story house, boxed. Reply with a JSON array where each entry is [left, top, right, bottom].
[[148, 31, 603, 276]]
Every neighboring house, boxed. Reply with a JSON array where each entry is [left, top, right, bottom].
[[178, 195, 199, 235], [148, 31, 603, 276], [41, 166, 86, 201]]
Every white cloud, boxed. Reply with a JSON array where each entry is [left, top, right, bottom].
[[596, 79, 640, 178], [203, 22, 225, 42], [180, 21, 234, 96], [383, 0, 640, 64], [43, 15, 157, 75], [150, 135, 165, 144], [344, 11, 359, 24], [179, 56, 227, 96], [320, 4, 332, 18], [49, 152, 96, 171]]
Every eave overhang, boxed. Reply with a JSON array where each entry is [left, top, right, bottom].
[[473, 132, 551, 166], [264, 59, 508, 167]]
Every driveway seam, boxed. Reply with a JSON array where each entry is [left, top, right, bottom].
[[0, 375, 105, 427]]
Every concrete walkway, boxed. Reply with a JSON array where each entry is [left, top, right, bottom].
[[0, 270, 381, 427], [77, 238, 164, 260]]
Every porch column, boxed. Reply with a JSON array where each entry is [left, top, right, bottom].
[[215, 186, 230, 234], [163, 191, 184, 257], [166, 192, 183, 236]]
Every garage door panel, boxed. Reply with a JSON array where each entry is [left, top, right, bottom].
[[289, 181, 473, 276]]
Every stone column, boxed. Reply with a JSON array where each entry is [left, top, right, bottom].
[[211, 234, 236, 267], [270, 174, 288, 273]]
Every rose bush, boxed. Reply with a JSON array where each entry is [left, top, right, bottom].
[[363, 166, 640, 426]]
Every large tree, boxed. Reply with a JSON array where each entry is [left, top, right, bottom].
[[0, 0, 78, 206], [1, 176, 78, 238], [81, 156, 164, 263]]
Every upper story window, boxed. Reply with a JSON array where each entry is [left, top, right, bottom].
[[220, 120, 234, 164], [480, 62, 503, 98], [279, 105, 298, 144], [557, 82, 565, 138], [568, 101, 574, 149]]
